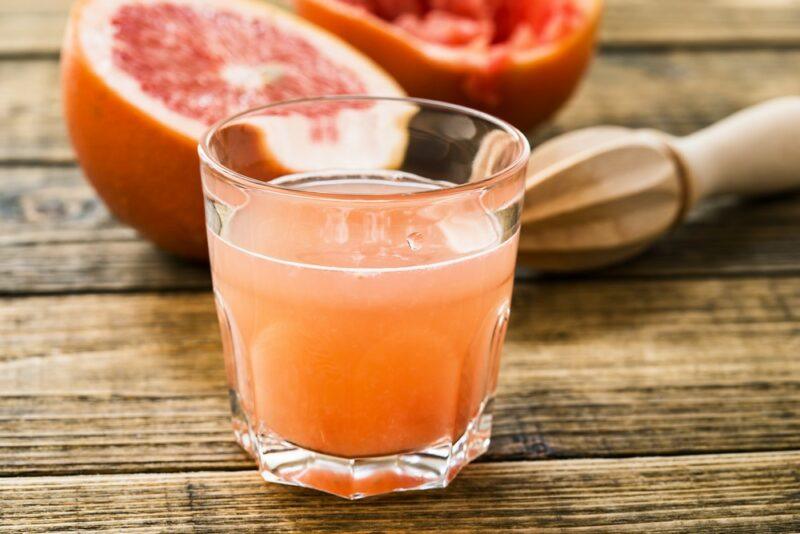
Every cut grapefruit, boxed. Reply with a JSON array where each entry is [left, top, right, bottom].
[[62, 0, 405, 259], [206, 98, 416, 181], [296, 0, 603, 130]]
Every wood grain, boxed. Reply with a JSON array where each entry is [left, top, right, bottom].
[[3, 0, 800, 56], [3, 51, 800, 293], [0, 1, 70, 57], [0, 166, 210, 293], [1, 452, 798, 532], [2, 277, 798, 474], [548, 194, 800, 278], [0, 60, 70, 163], [5, 50, 800, 164], [3, 2, 800, 530], [4, 167, 800, 294], [602, 0, 800, 48]]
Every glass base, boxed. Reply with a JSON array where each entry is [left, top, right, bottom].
[[229, 390, 493, 499]]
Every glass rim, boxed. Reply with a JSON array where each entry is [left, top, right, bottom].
[[197, 95, 530, 202]]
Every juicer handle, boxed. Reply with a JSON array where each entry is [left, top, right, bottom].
[[669, 97, 800, 208]]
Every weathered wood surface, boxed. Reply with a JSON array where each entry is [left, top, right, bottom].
[[0, 60, 68, 163], [4, 166, 800, 294], [602, 0, 800, 47], [0, 166, 210, 294], [5, 50, 800, 163], [3, 0, 800, 530], [2, 276, 798, 475], [0, 1, 69, 57], [3, 48, 800, 293], [1, 452, 798, 532], [4, 0, 800, 57]]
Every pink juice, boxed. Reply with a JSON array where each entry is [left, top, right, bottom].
[[208, 174, 519, 458]]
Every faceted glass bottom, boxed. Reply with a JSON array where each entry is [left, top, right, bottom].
[[229, 391, 494, 499]]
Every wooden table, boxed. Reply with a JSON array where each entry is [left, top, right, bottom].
[[2, 1, 800, 531]]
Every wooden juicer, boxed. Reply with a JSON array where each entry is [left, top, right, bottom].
[[518, 97, 800, 271]]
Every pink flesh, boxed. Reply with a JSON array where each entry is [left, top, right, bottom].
[[111, 2, 369, 128], [339, 0, 583, 51]]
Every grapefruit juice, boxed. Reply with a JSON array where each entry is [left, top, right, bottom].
[[199, 96, 529, 498], [210, 175, 517, 458]]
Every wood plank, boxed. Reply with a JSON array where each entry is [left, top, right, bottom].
[[5, 50, 800, 164], [0, 61, 70, 163], [602, 0, 800, 48], [2, 277, 798, 475], [0, 1, 70, 57], [554, 194, 800, 278], [2, 50, 800, 292], [538, 49, 800, 139], [5, 169, 800, 294], [3, 0, 800, 56], [0, 166, 210, 293], [1, 453, 798, 532]]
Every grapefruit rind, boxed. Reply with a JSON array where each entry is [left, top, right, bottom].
[[62, 0, 408, 258], [296, 0, 603, 130]]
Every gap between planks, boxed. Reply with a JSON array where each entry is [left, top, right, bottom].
[[5, 49, 800, 163], [5, 165, 800, 295], [1, 279, 798, 476], [3, 0, 800, 56], [0, 451, 798, 532]]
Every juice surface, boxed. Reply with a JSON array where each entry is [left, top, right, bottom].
[[209, 176, 518, 457]]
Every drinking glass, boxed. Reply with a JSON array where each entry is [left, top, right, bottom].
[[198, 96, 529, 499]]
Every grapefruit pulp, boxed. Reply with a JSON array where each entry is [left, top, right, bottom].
[[62, 0, 405, 259], [296, 0, 602, 130]]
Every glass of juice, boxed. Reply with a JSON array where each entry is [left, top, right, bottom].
[[199, 96, 529, 499]]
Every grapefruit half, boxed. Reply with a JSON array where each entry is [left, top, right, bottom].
[[62, 0, 405, 259], [296, 0, 603, 131]]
